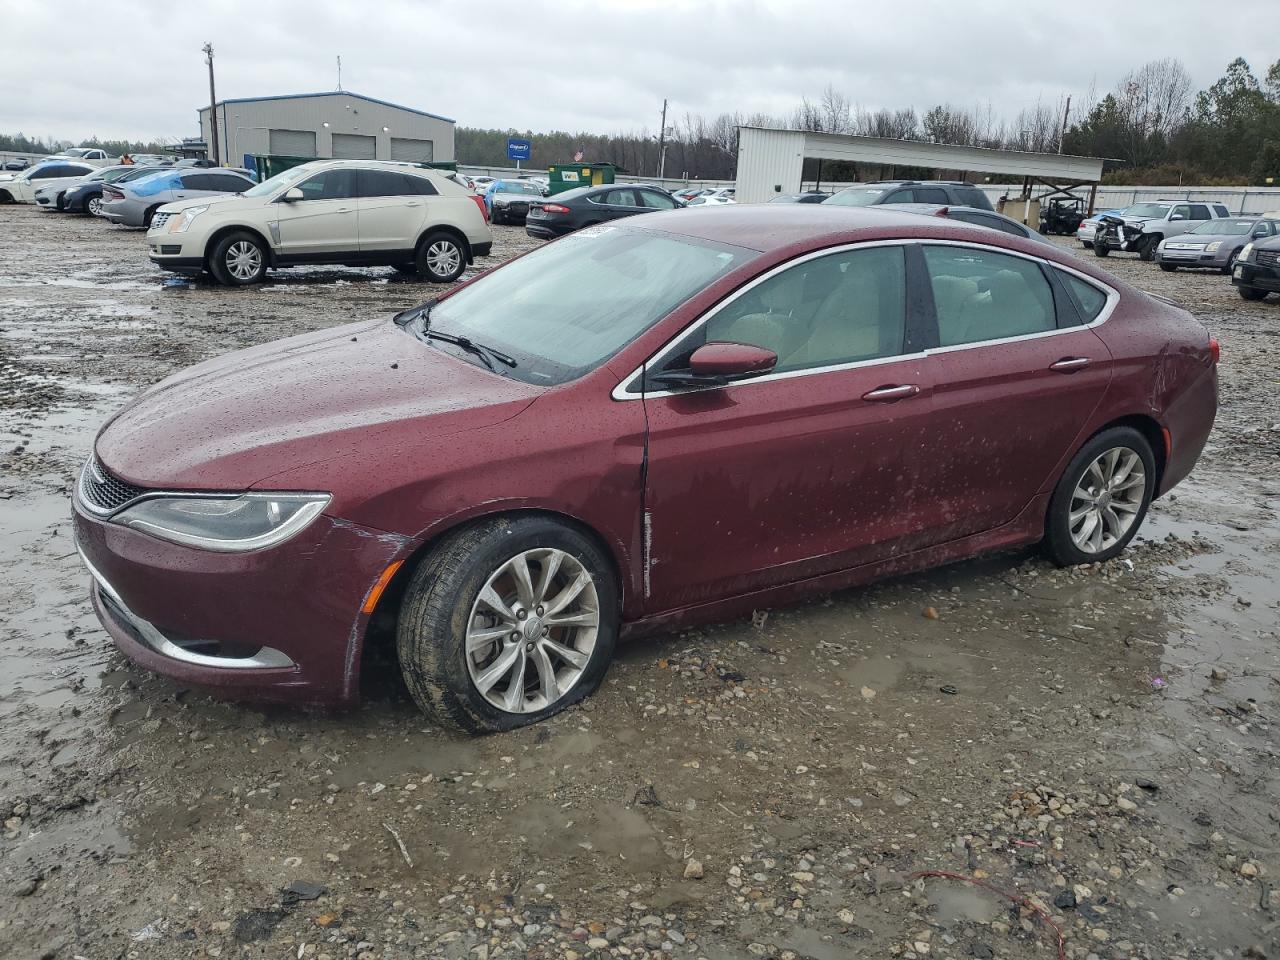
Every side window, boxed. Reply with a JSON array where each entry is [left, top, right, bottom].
[[1057, 271, 1109, 322], [1214, 204, 1231, 217], [296, 170, 355, 201], [602, 188, 639, 207], [406, 175, 438, 196], [1189, 204, 1211, 220], [33, 165, 70, 179], [702, 246, 907, 373], [914, 187, 950, 204], [180, 174, 215, 190], [212, 174, 251, 192], [884, 189, 915, 203], [951, 211, 1024, 237], [923, 246, 1056, 347], [638, 189, 676, 210], [1170, 204, 1191, 221], [955, 187, 990, 209], [359, 169, 415, 198]]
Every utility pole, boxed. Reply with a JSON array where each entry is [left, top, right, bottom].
[[657, 98, 668, 180], [1059, 95, 1071, 155], [336, 55, 342, 91], [203, 43, 219, 165]]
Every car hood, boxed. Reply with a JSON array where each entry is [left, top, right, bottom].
[[158, 193, 257, 215], [95, 317, 543, 491], [1163, 232, 1237, 245]]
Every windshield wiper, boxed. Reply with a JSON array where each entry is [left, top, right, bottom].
[[422, 329, 517, 370]]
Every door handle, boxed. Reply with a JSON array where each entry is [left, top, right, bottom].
[[1050, 357, 1091, 372], [862, 384, 920, 402]]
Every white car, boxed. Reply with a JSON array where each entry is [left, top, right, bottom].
[[0, 160, 98, 203], [686, 188, 736, 207], [147, 159, 494, 286], [469, 175, 496, 192], [47, 147, 113, 165], [33, 164, 134, 210]]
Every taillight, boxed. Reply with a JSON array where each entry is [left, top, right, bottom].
[[541, 203, 570, 215], [1209, 336, 1220, 364], [469, 194, 488, 222]]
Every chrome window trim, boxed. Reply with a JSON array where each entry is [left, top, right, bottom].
[[610, 238, 1119, 401]]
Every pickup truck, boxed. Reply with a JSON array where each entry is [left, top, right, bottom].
[[1094, 200, 1232, 261]]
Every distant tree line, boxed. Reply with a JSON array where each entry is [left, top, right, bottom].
[[459, 56, 1280, 186], [9, 56, 1279, 186]]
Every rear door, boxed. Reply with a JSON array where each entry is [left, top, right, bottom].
[[636, 188, 679, 213], [641, 243, 938, 609], [356, 168, 434, 253], [916, 243, 1114, 544], [272, 169, 358, 259]]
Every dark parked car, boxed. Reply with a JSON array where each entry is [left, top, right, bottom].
[[769, 192, 830, 204], [825, 180, 994, 211], [484, 179, 546, 224], [886, 203, 1054, 244], [74, 206, 1217, 732], [1231, 233, 1280, 301], [525, 184, 682, 239]]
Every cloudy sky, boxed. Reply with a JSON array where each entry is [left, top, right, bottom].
[[3, 0, 1276, 144]]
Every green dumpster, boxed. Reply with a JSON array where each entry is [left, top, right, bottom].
[[547, 163, 616, 195]]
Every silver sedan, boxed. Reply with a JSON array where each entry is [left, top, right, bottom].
[[99, 167, 254, 228], [1156, 217, 1280, 273]]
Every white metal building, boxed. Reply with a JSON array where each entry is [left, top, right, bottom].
[[197, 91, 455, 167], [735, 127, 1105, 204]]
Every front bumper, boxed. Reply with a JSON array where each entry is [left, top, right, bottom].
[[147, 233, 205, 273], [74, 502, 417, 703], [1156, 246, 1229, 269], [1232, 260, 1280, 293]]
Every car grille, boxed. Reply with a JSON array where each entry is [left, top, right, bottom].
[[1257, 250, 1280, 268], [78, 456, 148, 515], [150, 212, 173, 230]]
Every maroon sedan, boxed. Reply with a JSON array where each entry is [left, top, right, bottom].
[[73, 206, 1218, 732]]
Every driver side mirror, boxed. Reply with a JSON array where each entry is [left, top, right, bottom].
[[1170, 214, 1185, 220], [282, 187, 304, 202], [1254, 228, 1269, 238], [650, 342, 778, 389]]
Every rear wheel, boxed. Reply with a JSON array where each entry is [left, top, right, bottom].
[[1238, 285, 1267, 302], [210, 231, 268, 286], [415, 231, 466, 282], [396, 516, 619, 733], [1044, 427, 1155, 567]]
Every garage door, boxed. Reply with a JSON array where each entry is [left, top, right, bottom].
[[268, 129, 317, 157], [331, 133, 376, 160], [390, 137, 434, 162]]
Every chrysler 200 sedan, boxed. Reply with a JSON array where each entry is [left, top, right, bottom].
[[73, 206, 1218, 733]]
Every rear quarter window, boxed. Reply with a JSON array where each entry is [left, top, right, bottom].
[[1057, 270, 1109, 322]]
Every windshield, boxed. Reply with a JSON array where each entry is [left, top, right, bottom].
[[1123, 203, 1172, 218], [241, 164, 318, 198], [420, 226, 751, 385], [497, 181, 542, 195], [824, 187, 888, 207], [64, 148, 89, 158], [1189, 219, 1253, 235]]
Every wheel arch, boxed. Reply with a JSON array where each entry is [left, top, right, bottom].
[[1045, 413, 1167, 524], [416, 224, 473, 263], [204, 224, 275, 269]]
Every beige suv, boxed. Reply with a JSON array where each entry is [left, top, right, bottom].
[[146, 160, 493, 286]]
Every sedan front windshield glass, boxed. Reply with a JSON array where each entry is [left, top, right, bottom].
[[1189, 219, 1254, 235], [241, 165, 317, 198], [824, 187, 887, 207], [498, 181, 543, 195], [420, 226, 752, 385]]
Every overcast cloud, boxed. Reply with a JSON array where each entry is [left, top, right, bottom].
[[2, 0, 1275, 144]]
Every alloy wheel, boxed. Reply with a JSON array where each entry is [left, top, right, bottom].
[[426, 240, 461, 278], [465, 548, 600, 714], [87, 196, 102, 217], [225, 241, 262, 281], [1069, 447, 1146, 554]]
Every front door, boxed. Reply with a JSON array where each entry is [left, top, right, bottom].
[[915, 243, 1114, 543], [641, 244, 937, 611], [272, 169, 358, 259]]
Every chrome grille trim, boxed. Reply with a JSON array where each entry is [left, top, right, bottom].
[[77, 456, 149, 517]]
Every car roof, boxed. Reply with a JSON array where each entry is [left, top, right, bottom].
[[623, 204, 1053, 254]]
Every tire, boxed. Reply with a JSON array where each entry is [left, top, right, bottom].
[[1238, 285, 1267, 302], [392, 263, 418, 275], [0, 190, 12, 204], [396, 515, 619, 733], [86, 194, 103, 217], [1137, 236, 1158, 262], [1160, 263, 1177, 272], [1044, 426, 1156, 567], [1081, 241, 1092, 249], [1221, 255, 1236, 275], [1093, 241, 1110, 257], [141, 205, 161, 229], [210, 231, 268, 286], [415, 231, 467, 282], [490, 207, 503, 225], [55, 192, 66, 211]]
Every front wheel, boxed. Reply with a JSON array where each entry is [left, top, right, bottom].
[[86, 194, 103, 217], [1093, 241, 1110, 257], [210, 231, 268, 286], [415, 231, 467, 282], [1238, 285, 1267, 302], [1044, 427, 1155, 566], [1160, 263, 1177, 272], [396, 516, 619, 733], [1137, 236, 1158, 262], [490, 208, 503, 225]]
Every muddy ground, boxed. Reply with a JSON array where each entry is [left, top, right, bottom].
[[1, 205, 1277, 960]]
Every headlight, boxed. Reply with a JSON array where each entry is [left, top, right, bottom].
[[1239, 242, 1254, 262], [168, 205, 209, 233], [1205, 241, 1222, 253], [113, 493, 330, 552]]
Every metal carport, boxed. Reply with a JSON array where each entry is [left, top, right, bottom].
[[735, 126, 1106, 209]]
